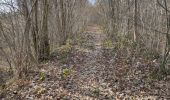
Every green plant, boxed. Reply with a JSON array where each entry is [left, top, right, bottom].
[[62, 68, 72, 78], [102, 39, 114, 49], [117, 35, 134, 50], [39, 72, 46, 81], [92, 87, 100, 97], [34, 86, 46, 95], [66, 39, 74, 45]]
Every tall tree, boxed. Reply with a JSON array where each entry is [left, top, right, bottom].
[[134, 0, 138, 42], [38, 0, 50, 61]]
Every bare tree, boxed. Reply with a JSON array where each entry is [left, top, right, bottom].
[[38, 0, 50, 61], [157, 0, 170, 74], [0, 0, 88, 78]]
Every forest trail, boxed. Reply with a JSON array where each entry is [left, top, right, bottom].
[[77, 24, 105, 82], [1, 25, 115, 100], [2, 25, 170, 100], [1, 0, 170, 99], [72, 25, 114, 99]]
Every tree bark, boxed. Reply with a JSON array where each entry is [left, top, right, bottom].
[[38, 0, 50, 62]]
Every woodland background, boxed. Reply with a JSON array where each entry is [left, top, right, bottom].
[[0, 0, 170, 99]]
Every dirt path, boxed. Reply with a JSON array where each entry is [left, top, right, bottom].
[[78, 25, 105, 83], [71, 25, 116, 99], [3, 25, 169, 100]]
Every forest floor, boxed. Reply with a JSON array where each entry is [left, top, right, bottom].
[[1, 25, 170, 100]]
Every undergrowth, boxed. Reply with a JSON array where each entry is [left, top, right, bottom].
[[102, 34, 167, 80]]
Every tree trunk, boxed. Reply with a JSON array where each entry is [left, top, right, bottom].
[[38, 0, 50, 62], [134, 0, 138, 42]]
